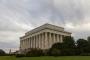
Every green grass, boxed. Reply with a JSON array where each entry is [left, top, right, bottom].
[[16, 56, 90, 60], [0, 56, 15, 60]]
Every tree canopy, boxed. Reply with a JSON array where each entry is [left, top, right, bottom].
[[0, 49, 5, 54], [49, 36, 90, 56]]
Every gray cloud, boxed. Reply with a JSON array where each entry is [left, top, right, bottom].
[[0, 41, 18, 53], [0, 0, 90, 52]]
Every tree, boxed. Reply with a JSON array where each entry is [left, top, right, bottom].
[[49, 48, 61, 56], [87, 36, 90, 50], [62, 36, 76, 55], [77, 39, 88, 54], [87, 36, 90, 42], [63, 36, 75, 48], [49, 36, 76, 56], [0, 49, 5, 55], [52, 43, 63, 49], [48, 43, 63, 56], [86, 36, 90, 53]]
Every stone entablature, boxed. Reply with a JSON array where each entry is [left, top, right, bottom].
[[20, 24, 71, 39], [25, 24, 65, 36]]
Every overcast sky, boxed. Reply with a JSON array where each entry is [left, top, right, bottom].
[[0, 0, 90, 52]]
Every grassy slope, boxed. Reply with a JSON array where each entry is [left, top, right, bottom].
[[16, 56, 90, 60], [0, 56, 15, 60]]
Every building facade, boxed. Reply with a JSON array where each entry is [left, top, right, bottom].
[[20, 24, 71, 52]]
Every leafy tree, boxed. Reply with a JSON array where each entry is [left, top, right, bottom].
[[86, 36, 90, 53], [63, 36, 75, 48], [0, 49, 5, 55], [49, 36, 76, 56], [0, 49, 5, 54], [52, 43, 63, 49], [87, 36, 90, 42], [62, 36, 76, 55], [48, 43, 63, 56], [87, 36, 90, 51], [49, 36, 90, 56], [49, 48, 61, 56], [77, 39, 88, 54]]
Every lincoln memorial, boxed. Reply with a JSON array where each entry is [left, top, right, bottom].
[[20, 23, 71, 52]]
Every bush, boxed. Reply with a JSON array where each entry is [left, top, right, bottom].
[[0, 49, 6, 56], [26, 48, 43, 57], [0, 54, 15, 56], [16, 54, 25, 57], [48, 48, 61, 56], [80, 53, 90, 56]]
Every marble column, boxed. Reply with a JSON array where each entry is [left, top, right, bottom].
[[25, 39, 26, 49], [27, 39, 29, 48], [23, 39, 25, 49], [30, 37, 32, 48], [57, 34, 59, 42], [26, 39, 28, 49], [55, 34, 57, 43], [23, 40, 24, 49], [28, 38, 29, 48], [29, 38, 31, 48], [60, 35, 63, 43], [40, 34, 42, 49], [35, 36, 37, 48], [38, 34, 41, 48], [49, 32, 52, 48], [23, 40, 25, 49], [35, 35, 37, 48], [24, 40, 26, 48], [52, 34, 54, 44], [45, 32, 48, 49], [34, 36, 36, 48], [25, 39, 27, 49], [28, 38, 30, 48], [31, 37, 33, 48], [41, 33, 42, 49], [33, 36, 35, 48], [50, 33, 53, 46], [27, 39, 28, 48], [59, 35, 60, 42], [24, 40, 25, 49], [56, 34, 58, 43], [53, 33, 56, 44], [37, 35, 39, 48], [41, 33, 44, 49], [30, 38, 31, 48]]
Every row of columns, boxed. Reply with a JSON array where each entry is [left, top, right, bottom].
[[20, 32, 63, 50]]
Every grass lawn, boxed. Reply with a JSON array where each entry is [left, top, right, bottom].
[[16, 56, 90, 60], [0, 56, 15, 60]]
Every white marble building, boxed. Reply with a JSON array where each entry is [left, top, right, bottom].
[[20, 23, 71, 51]]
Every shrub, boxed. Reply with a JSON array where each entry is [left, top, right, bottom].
[[26, 48, 43, 57], [48, 48, 61, 56], [16, 54, 25, 57], [0, 49, 6, 56], [80, 53, 90, 56]]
